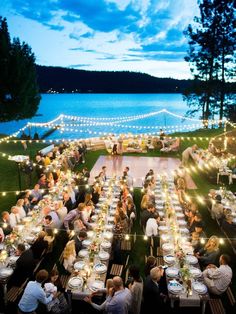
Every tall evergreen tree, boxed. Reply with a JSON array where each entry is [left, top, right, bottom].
[[0, 17, 41, 121], [184, 0, 236, 124]]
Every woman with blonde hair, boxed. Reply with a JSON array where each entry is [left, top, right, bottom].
[[15, 198, 26, 219], [63, 240, 76, 273], [195, 235, 220, 267]]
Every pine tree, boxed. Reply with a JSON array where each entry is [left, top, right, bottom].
[[184, 0, 236, 124], [0, 17, 41, 121]]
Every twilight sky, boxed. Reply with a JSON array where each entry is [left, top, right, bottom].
[[0, 0, 199, 79]]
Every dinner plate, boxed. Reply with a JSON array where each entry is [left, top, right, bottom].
[[107, 216, 114, 223], [174, 206, 182, 211], [104, 224, 113, 231], [8, 256, 19, 264], [22, 217, 32, 223], [109, 209, 116, 215], [166, 267, 179, 278], [189, 267, 202, 278], [98, 251, 110, 261], [88, 280, 104, 292], [91, 215, 98, 222], [74, 261, 85, 270], [0, 267, 13, 278], [158, 226, 168, 232], [82, 239, 92, 247], [164, 255, 176, 264], [179, 228, 189, 234], [168, 280, 184, 294], [185, 255, 198, 265], [103, 231, 113, 240], [178, 220, 187, 226], [25, 235, 35, 243], [31, 226, 42, 234], [94, 263, 107, 274], [162, 243, 174, 252], [68, 276, 83, 289], [100, 241, 111, 249], [78, 249, 89, 258], [176, 213, 185, 218], [192, 282, 207, 294]]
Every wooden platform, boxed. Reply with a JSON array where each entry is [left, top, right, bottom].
[[89, 155, 197, 189]]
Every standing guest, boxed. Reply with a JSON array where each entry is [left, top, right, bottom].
[[140, 203, 156, 231], [31, 231, 49, 260], [103, 276, 131, 314], [9, 206, 21, 228], [18, 269, 55, 314], [127, 265, 143, 314], [144, 256, 157, 277], [74, 230, 87, 255], [101, 166, 107, 182], [0, 211, 12, 235], [143, 267, 165, 313], [145, 213, 160, 256], [182, 144, 198, 166], [8, 244, 35, 287], [63, 240, 76, 274], [203, 254, 232, 295], [63, 205, 82, 231]]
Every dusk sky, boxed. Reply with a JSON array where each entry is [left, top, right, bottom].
[[1, 0, 199, 79]]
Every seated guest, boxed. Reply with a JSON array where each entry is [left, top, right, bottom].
[[191, 231, 202, 253], [9, 206, 21, 228], [0, 227, 4, 243], [189, 213, 203, 234], [38, 173, 47, 189], [91, 183, 102, 205], [211, 195, 224, 222], [15, 199, 26, 219], [42, 205, 61, 228], [1, 211, 12, 236], [54, 200, 68, 222], [221, 214, 236, 237], [73, 218, 86, 233], [143, 267, 165, 313], [45, 269, 63, 293], [74, 230, 87, 255], [23, 195, 31, 214], [203, 254, 232, 295], [63, 192, 74, 213], [43, 215, 55, 237], [127, 265, 143, 314], [8, 243, 35, 287], [176, 177, 186, 204], [30, 183, 43, 204], [195, 235, 220, 267], [31, 231, 49, 260], [63, 240, 76, 274], [18, 269, 55, 313]]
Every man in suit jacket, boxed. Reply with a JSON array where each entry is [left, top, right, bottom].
[[74, 230, 87, 255], [143, 267, 164, 313], [8, 244, 36, 288]]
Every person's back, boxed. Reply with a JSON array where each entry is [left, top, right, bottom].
[[18, 269, 54, 313]]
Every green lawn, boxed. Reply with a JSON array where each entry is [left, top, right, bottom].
[[0, 129, 236, 301]]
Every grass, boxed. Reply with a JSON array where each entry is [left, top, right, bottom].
[[0, 128, 236, 299]]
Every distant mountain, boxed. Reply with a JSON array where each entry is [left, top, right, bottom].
[[36, 65, 193, 93]]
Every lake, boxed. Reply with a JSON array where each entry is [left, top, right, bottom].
[[0, 93, 200, 139]]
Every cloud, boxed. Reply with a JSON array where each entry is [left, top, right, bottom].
[[68, 63, 91, 68]]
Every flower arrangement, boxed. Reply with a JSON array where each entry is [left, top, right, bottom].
[[89, 240, 99, 262]]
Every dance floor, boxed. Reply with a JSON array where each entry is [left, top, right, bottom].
[[89, 155, 197, 189]]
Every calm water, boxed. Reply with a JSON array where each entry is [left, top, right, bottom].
[[0, 93, 198, 139]]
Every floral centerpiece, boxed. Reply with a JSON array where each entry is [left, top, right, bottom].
[[89, 240, 99, 263]]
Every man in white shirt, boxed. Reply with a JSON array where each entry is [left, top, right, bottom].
[[182, 144, 198, 166], [9, 206, 21, 228], [203, 254, 232, 295], [145, 213, 160, 256]]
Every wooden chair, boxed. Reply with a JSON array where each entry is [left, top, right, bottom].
[[7, 278, 29, 304], [121, 239, 131, 251], [110, 264, 123, 277], [156, 256, 164, 266], [60, 274, 71, 289], [209, 299, 225, 314]]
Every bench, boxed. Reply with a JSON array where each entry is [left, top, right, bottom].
[[226, 286, 236, 307], [110, 264, 123, 277], [7, 279, 29, 304], [121, 239, 131, 251], [209, 298, 225, 314]]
